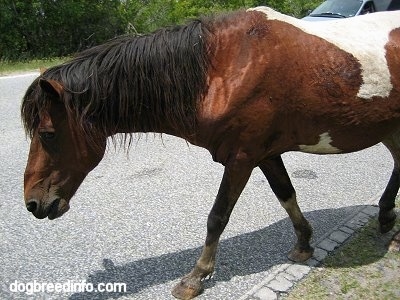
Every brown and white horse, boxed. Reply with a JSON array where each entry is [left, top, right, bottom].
[[21, 7, 400, 299]]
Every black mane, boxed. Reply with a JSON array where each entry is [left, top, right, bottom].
[[22, 18, 212, 143]]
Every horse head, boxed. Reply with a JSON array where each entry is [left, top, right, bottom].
[[22, 78, 107, 219]]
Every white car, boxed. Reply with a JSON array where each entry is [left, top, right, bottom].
[[302, 0, 393, 21]]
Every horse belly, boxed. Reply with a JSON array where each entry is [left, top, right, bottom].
[[295, 114, 400, 155]]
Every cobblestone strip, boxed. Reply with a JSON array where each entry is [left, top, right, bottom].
[[239, 205, 379, 300]]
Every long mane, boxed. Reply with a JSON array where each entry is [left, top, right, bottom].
[[21, 17, 213, 143]]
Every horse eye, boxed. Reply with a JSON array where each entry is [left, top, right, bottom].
[[39, 132, 56, 141]]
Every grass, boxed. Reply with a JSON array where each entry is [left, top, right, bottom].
[[0, 57, 68, 76], [285, 199, 400, 300]]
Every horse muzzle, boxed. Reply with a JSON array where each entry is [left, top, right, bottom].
[[26, 198, 70, 220]]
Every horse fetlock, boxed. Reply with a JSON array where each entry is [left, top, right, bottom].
[[294, 222, 313, 239], [379, 209, 397, 233], [293, 224, 313, 250]]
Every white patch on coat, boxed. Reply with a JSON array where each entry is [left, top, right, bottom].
[[248, 7, 400, 99], [279, 194, 304, 218], [299, 132, 341, 154]]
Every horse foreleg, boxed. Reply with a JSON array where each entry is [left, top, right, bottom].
[[380, 137, 400, 233], [172, 157, 253, 300], [259, 156, 314, 262]]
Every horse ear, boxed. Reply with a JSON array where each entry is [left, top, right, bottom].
[[39, 79, 63, 99]]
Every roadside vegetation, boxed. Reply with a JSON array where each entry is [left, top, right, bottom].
[[285, 199, 400, 300], [1, 0, 321, 63], [0, 57, 67, 76]]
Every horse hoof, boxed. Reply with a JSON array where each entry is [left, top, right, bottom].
[[388, 230, 400, 252], [171, 277, 203, 300], [288, 247, 314, 262]]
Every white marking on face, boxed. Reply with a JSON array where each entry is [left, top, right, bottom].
[[249, 7, 400, 99], [299, 132, 341, 154]]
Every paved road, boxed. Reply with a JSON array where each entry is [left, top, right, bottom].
[[0, 74, 394, 299]]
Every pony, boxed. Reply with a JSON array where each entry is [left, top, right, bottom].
[[21, 7, 400, 299]]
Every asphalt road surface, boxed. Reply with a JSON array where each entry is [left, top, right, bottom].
[[0, 73, 394, 299]]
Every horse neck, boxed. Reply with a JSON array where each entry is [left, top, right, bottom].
[[104, 95, 197, 139], [62, 21, 208, 141]]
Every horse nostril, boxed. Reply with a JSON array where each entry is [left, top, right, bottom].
[[26, 199, 38, 213]]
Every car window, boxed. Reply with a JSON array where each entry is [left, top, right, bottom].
[[360, 1, 375, 14], [310, 0, 363, 18]]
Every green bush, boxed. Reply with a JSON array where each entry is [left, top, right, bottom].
[[0, 0, 321, 61]]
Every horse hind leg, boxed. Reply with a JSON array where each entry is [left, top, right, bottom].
[[259, 156, 314, 262], [380, 134, 400, 233]]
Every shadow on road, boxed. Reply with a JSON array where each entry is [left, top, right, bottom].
[[70, 205, 384, 299]]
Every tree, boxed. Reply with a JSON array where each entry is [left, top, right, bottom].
[[0, 0, 323, 60], [0, 0, 126, 60]]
